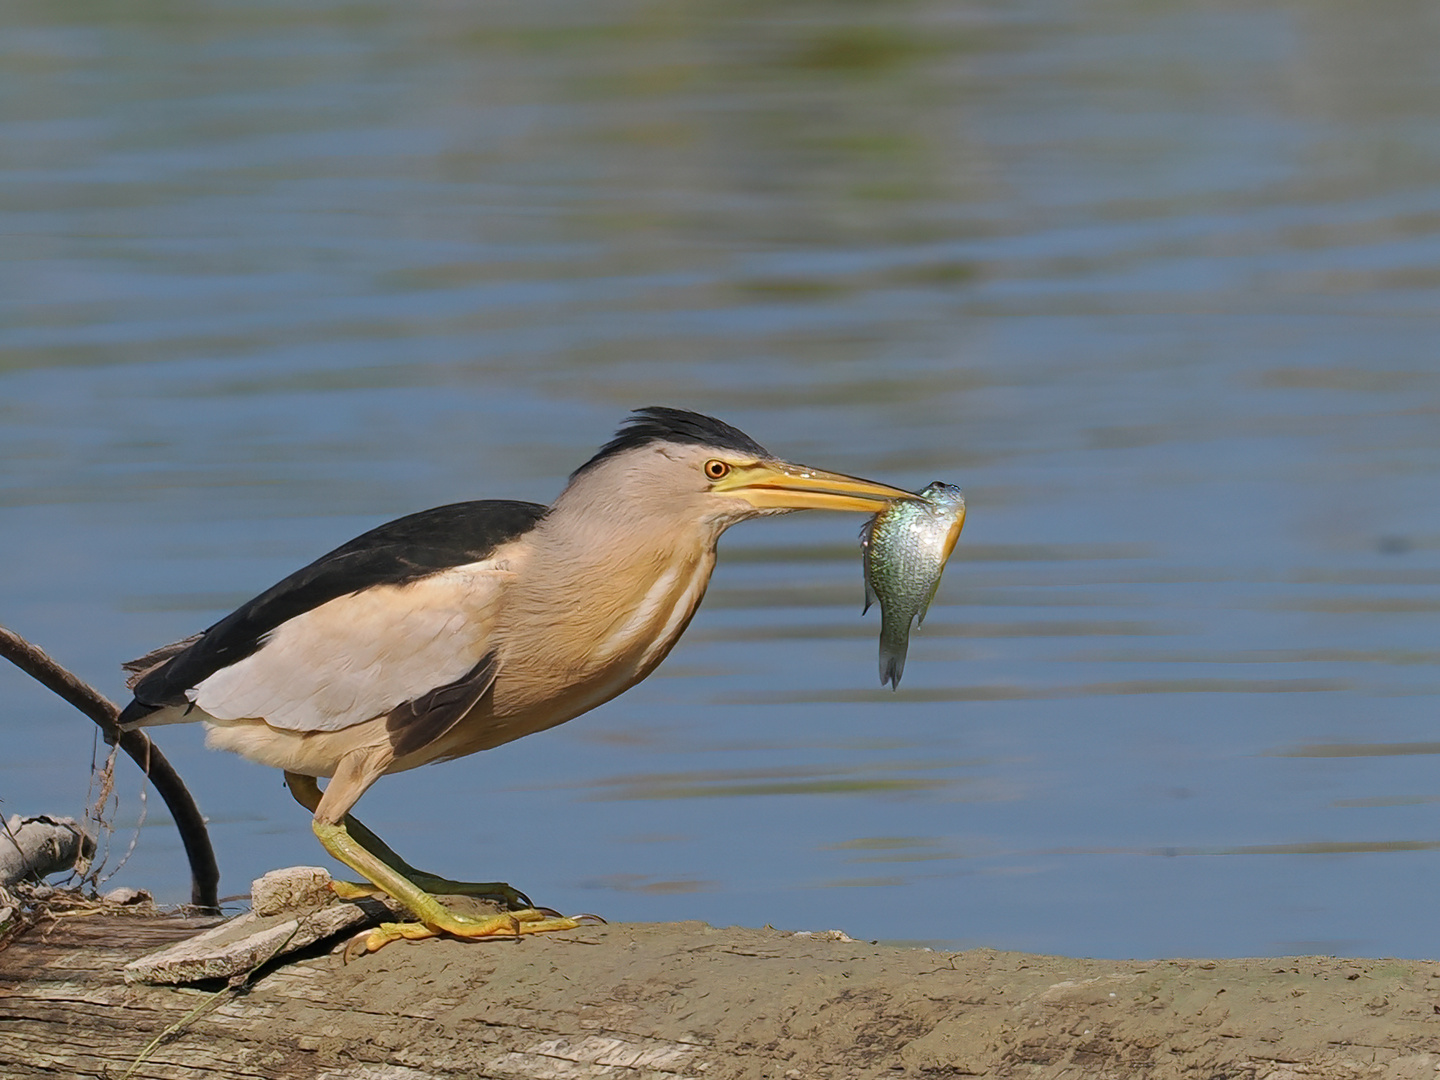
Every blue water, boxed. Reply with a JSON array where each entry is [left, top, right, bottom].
[[4, 0, 1440, 959]]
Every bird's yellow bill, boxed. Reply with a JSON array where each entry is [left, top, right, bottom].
[[716, 461, 918, 513]]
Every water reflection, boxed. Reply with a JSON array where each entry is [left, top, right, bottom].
[[1278, 742, 1440, 758], [572, 761, 962, 801], [2, 0, 1440, 960], [727, 678, 1352, 706], [692, 619, 1173, 643]]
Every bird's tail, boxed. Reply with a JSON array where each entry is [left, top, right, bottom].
[[121, 634, 200, 691], [118, 633, 203, 729]]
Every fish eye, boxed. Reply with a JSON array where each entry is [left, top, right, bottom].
[[704, 459, 731, 481]]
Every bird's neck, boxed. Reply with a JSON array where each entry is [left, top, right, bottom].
[[491, 504, 719, 718]]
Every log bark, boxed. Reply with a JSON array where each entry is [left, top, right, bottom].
[[122, 867, 407, 985], [0, 815, 94, 887], [4, 907, 1440, 1079]]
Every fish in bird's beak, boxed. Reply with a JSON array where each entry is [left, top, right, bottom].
[[714, 461, 920, 513]]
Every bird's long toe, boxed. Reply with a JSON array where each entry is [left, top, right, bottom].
[[330, 879, 387, 901], [345, 904, 600, 959]]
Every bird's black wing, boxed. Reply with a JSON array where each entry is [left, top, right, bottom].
[[120, 500, 547, 726]]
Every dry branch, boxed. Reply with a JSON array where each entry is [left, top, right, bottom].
[[0, 624, 219, 910], [0, 815, 95, 887]]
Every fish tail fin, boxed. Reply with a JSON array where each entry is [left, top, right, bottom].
[[878, 626, 909, 689]]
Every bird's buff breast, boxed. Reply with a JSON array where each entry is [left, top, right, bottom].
[[440, 551, 716, 758]]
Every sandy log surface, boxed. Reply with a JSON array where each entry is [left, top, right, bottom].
[[4, 907, 1440, 1079]]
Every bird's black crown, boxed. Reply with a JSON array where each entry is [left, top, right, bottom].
[[572, 407, 771, 478]]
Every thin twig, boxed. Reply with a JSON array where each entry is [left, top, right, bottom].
[[0, 625, 219, 911], [77, 733, 117, 886], [98, 743, 149, 889]]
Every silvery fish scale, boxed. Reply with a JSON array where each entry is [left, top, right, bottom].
[[860, 482, 966, 689]]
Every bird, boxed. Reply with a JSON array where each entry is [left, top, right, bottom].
[[119, 407, 917, 953]]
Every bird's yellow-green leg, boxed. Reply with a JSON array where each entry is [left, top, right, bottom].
[[312, 819, 586, 955], [284, 772, 531, 907], [325, 814, 534, 908]]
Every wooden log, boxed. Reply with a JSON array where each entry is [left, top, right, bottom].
[[123, 867, 407, 985], [0, 815, 94, 887], [4, 904, 1440, 1079]]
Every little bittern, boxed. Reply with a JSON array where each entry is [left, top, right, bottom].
[[120, 407, 916, 951]]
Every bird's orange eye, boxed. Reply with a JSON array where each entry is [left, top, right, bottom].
[[704, 459, 731, 480]]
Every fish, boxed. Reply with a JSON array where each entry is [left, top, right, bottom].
[[860, 481, 966, 689]]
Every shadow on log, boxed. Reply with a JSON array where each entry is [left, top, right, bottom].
[[3, 901, 1440, 1080]]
